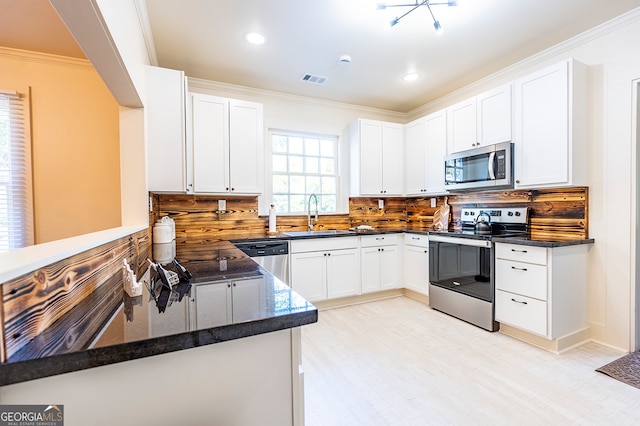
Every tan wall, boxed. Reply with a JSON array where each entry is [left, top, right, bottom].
[[0, 48, 121, 244]]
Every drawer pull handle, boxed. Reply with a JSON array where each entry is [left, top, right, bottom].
[[376, 237, 384, 240], [453, 281, 461, 286], [511, 298, 528, 305], [511, 249, 528, 253], [511, 266, 528, 271]]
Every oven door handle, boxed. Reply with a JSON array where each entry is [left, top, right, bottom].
[[428, 235, 492, 248], [488, 151, 496, 180]]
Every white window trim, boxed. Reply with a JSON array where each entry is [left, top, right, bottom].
[[0, 87, 34, 252], [259, 128, 350, 216]]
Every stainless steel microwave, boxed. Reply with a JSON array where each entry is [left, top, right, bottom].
[[444, 142, 513, 191]]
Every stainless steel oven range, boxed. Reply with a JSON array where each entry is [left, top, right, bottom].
[[428, 207, 528, 331]]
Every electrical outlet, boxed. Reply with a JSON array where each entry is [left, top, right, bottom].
[[378, 199, 384, 209], [149, 196, 153, 212], [218, 199, 226, 211], [431, 198, 437, 208]]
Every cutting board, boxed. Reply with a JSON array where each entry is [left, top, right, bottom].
[[431, 197, 450, 231]]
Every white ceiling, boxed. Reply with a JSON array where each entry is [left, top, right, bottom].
[[2, 1, 640, 113], [145, 0, 640, 112]]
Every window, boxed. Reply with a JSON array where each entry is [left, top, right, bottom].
[[0, 90, 33, 252], [271, 130, 339, 214]]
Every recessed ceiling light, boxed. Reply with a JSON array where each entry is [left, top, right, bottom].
[[403, 73, 420, 82], [245, 32, 266, 45]]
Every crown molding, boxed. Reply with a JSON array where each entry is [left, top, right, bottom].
[[407, 7, 640, 118], [187, 77, 406, 120], [0, 46, 93, 70], [134, 0, 158, 66]]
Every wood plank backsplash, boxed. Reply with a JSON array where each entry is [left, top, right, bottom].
[[157, 186, 588, 246], [1, 229, 150, 362]]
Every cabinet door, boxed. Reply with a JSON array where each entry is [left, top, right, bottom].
[[447, 98, 477, 153], [359, 120, 383, 195], [477, 85, 512, 146], [229, 100, 264, 194], [291, 252, 327, 302], [360, 246, 381, 293], [326, 249, 360, 299], [193, 282, 232, 329], [424, 110, 447, 194], [405, 118, 427, 195], [405, 245, 429, 295], [231, 277, 266, 322], [379, 245, 399, 291], [381, 122, 404, 195], [189, 93, 229, 193], [145, 66, 186, 192], [514, 61, 569, 187]]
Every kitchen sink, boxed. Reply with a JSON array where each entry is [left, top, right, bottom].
[[283, 230, 354, 237]]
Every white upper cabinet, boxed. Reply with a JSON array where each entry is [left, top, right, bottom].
[[513, 59, 587, 188], [424, 110, 448, 195], [350, 119, 404, 196], [447, 84, 512, 154], [187, 93, 264, 195], [145, 65, 187, 192], [404, 117, 427, 195], [405, 110, 448, 196]]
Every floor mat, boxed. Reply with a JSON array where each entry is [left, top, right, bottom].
[[596, 351, 640, 390]]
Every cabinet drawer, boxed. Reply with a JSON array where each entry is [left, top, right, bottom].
[[495, 290, 547, 337], [495, 243, 547, 265], [404, 233, 429, 248], [290, 236, 359, 253], [495, 260, 547, 300], [360, 234, 399, 247]]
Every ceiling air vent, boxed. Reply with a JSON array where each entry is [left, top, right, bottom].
[[300, 73, 328, 85]]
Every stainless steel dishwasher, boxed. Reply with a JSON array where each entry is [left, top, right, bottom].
[[234, 240, 290, 285]]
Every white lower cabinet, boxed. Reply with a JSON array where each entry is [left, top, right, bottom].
[[404, 234, 430, 296], [290, 237, 360, 302], [360, 234, 399, 294], [191, 276, 265, 328], [495, 242, 589, 340]]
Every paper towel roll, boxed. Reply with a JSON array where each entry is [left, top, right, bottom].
[[268, 205, 276, 233]]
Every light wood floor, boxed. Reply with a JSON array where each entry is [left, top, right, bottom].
[[301, 296, 640, 425]]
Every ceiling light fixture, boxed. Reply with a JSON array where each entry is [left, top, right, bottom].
[[403, 73, 420, 82], [245, 32, 266, 45], [378, 1, 456, 33]]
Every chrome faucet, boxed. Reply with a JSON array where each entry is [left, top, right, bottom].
[[307, 193, 319, 230]]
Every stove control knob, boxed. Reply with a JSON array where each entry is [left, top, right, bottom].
[[515, 211, 521, 216], [508, 211, 514, 216]]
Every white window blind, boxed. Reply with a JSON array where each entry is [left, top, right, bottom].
[[0, 89, 34, 252]]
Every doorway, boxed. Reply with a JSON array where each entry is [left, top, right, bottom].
[[634, 78, 640, 351]]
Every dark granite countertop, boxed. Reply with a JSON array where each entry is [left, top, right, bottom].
[[0, 244, 317, 386]]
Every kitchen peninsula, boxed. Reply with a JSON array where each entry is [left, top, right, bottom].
[[0, 242, 316, 426]]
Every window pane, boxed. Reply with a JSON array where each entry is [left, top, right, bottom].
[[290, 175, 305, 194], [320, 158, 335, 175], [306, 176, 321, 194], [272, 195, 289, 213], [320, 195, 336, 212], [289, 137, 303, 154], [321, 177, 336, 194], [272, 135, 287, 153], [270, 131, 338, 215], [272, 154, 287, 172], [305, 138, 319, 156], [305, 157, 318, 174], [289, 156, 304, 173], [290, 195, 306, 213], [272, 174, 288, 193], [320, 139, 334, 157]]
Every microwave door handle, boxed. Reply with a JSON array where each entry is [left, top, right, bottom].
[[488, 151, 496, 180]]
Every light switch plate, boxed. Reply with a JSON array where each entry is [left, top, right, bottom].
[[431, 198, 437, 208], [378, 199, 384, 209], [218, 200, 226, 211]]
